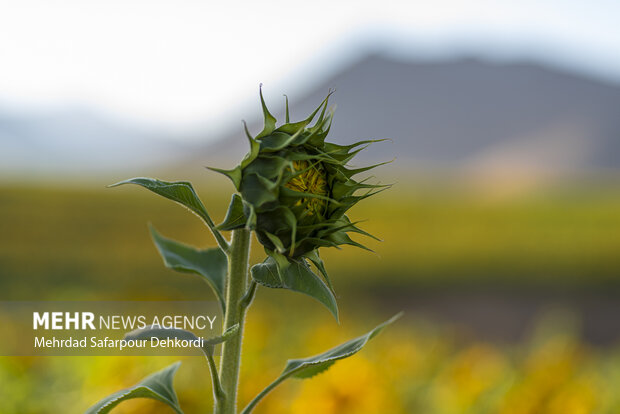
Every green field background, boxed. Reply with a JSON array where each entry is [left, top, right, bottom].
[[2, 180, 620, 413]]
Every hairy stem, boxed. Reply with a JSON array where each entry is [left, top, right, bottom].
[[240, 375, 287, 414], [217, 228, 252, 414], [203, 345, 225, 409]]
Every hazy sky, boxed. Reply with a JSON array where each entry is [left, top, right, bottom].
[[0, 0, 618, 135]]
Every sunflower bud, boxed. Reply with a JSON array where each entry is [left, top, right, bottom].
[[212, 88, 387, 295]]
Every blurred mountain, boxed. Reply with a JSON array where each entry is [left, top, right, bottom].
[[0, 107, 190, 177], [203, 55, 620, 185], [2, 54, 620, 183]]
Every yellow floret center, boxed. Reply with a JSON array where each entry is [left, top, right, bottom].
[[285, 160, 328, 215]]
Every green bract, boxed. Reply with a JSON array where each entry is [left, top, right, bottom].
[[212, 88, 387, 293]]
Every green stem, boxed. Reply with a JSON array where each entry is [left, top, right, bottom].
[[202, 345, 226, 408], [240, 375, 288, 414], [217, 228, 252, 414]]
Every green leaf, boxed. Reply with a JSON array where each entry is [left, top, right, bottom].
[[217, 194, 247, 230], [125, 324, 239, 347], [110, 177, 229, 252], [303, 249, 335, 294], [126, 326, 199, 342], [250, 258, 282, 288], [280, 259, 338, 321], [284, 313, 401, 377], [110, 177, 215, 227], [150, 226, 227, 313], [85, 362, 184, 414], [240, 313, 402, 414], [251, 257, 338, 321], [124, 326, 238, 406]]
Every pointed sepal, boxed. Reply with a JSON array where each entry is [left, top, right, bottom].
[[256, 85, 277, 139]]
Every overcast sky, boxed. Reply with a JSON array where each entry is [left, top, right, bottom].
[[1, 0, 619, 136]]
